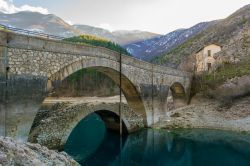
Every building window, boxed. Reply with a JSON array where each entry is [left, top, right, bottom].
[[207, 63, 212, 71], [208, 50, 211, 57]]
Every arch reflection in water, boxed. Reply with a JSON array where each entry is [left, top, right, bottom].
[[118, 129, 250, 166], [64, 111, 128, 165], [64, 113, 107, 162], [65, 115, 250, 166]]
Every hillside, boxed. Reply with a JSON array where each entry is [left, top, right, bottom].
[[64, 35, 130, 55], [74, 25, 161, 45], [125, 22, 212, 61], [152, 4, 250, 70]]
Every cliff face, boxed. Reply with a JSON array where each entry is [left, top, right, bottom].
[[0, 137, 79, 166], [152, 5, 250, 71]]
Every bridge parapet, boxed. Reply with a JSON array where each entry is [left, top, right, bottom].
[[0, 30, 191, 78]]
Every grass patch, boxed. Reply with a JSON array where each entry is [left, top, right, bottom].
[[192, 59, 250, 95]]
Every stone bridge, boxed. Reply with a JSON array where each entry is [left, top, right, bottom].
[[0, 30, 192, 141]]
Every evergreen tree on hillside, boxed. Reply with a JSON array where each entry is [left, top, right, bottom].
[[64, 35, 131, 56]]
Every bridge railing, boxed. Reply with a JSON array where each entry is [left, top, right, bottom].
[[0, 24, 65, 40]]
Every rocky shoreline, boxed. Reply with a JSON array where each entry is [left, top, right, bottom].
[[1, 91, 249, 165], [0, 137, 79, 166], [153, 95, 250, 133]]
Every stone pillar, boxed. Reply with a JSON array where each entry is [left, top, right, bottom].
[[139, 75, 169, 126], [4, 74, 47, 141], [0, 46, 7, 137], [152, 84, 169, 122], [0, 47, 48, 141], [166, 90, 174, 111], [139, 84, 154, 126]]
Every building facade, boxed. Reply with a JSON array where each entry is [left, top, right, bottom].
[[195, 44, 222, 73]]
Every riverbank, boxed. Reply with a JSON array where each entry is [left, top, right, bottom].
[[41, 94, 250, 136], [153, 95, 250, 133], [0, 137, 79, 166]]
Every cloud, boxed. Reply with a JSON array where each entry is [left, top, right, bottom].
[[97, 23, 114, 32], [18, 5, 49, 14], [0, 0, 49, 14], [65, 20, 74, 25]]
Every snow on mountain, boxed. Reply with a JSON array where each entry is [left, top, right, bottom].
[[125, 22, 213, 61]]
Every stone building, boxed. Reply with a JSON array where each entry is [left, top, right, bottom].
[[195, 44, 222, 73]]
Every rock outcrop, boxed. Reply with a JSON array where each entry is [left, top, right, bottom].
[[208, 75, 250, 105], [0, 137, 79, 166], [155, 95, 250, 133]]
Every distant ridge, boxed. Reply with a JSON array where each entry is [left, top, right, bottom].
[[0, 11, 160, 46]]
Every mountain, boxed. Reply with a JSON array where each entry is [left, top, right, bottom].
[[152, 4, 250, 70], [0, 11, 160, 46], [74, 25, 160, 45], [0, 11, 82, 37], [125, 22, 213, 61], [73, 24, 114, 41]]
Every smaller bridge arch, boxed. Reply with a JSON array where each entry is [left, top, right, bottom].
[[170, 82, 188, 108], [60, 102, 144, 148], [29, 102, 144, 149]]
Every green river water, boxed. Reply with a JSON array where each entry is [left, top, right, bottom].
[[64, 113, 250, 166]]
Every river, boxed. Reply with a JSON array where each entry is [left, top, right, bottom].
[[64, 113, 250, 166]]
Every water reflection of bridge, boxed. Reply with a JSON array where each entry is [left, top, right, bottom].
[[96, 129, 250, 166]]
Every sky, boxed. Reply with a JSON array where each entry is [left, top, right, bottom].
[[1, 0, 250, 34]]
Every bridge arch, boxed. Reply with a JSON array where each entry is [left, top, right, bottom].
[[46, 57, 147, 125], [170, 82, 187, 108], [29, 102, 144, 149], [60, 104, 136, 148]]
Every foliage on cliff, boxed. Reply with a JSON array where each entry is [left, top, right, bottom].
[[64, 35, 130, 55], [193, 59, 250, 92], [191, 58, 250, 106]]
